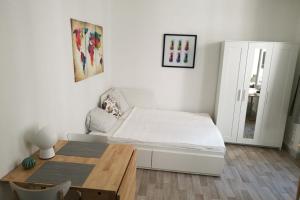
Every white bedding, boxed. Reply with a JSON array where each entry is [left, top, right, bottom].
[[110, 107, 225, 153]]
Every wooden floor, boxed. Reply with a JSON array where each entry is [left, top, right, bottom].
[[136, 144, 300, 200]]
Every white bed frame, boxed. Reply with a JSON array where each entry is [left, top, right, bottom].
[[68, 132, 225, 176], [93, 87, 225, 176]]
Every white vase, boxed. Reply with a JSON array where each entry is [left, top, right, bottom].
[[32, 126, 57, 159]]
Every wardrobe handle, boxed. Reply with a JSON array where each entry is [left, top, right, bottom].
[[265, 91, 269, 105], [242, 89, 246, 101], [237, 89, 241, 101]]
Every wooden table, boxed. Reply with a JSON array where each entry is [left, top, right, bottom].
[[1, 140, 136, 200]]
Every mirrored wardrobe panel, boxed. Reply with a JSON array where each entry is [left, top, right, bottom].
[[243, 49, 266, 139]]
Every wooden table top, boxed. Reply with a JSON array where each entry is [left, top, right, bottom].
[[2, 140, 135, 192]]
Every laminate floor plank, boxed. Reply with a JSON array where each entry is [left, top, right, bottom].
[[136, 144, 300, 200]]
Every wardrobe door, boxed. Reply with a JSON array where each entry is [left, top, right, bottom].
[[259, 43, 298, 147], [237, 42, 273, 145], [215, 42, 248, 143]]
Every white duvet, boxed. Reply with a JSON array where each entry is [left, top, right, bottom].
[[110, 107, 226, 153]]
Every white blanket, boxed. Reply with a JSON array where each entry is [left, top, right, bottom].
[[111, 107, 225, 153]]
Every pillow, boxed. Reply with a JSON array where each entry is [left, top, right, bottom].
[[86, 107, 117, 133], [101, 95, 122, 118], [111, 89, 131, 113], [100, 88, 130, 114]]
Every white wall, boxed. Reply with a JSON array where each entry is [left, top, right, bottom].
[[0, 0, 112, 179], [1, 0, 300, 185], [111, 0, 300, 114]]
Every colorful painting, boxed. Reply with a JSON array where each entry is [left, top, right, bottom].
[[162, 34, 197, 68], [71, 19, 104, 82]]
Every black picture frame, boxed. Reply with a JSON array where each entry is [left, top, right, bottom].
[[162, 34, 197, 68]]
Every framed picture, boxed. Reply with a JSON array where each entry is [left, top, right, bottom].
[[162, 34, 197, 68], [71, 19, 104, 82]]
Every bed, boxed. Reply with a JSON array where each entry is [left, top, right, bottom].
[[89, 88, 226, 176]]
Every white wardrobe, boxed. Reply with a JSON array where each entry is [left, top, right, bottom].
[[215, 41, 298, 148]]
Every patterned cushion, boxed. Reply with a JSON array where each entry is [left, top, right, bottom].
[[101, 95, 122, 118], [111, 89, 131, 113], [100, 88, 130, 113]]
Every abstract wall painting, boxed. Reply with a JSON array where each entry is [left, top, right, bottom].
[[71, 19, 104, 82], [162, 34, 197, 68]]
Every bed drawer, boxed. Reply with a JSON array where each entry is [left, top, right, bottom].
[[136, 148, 152, 168], [151, 150, 224, 175]]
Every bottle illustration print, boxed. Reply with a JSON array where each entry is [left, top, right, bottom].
[[176, 52, 181, 63], [170, 40, 174, 50], [184, 53, 188, 63], [185, 41, 189, 51], [169, 52, 174, 62], [178, 40, 182, 50]]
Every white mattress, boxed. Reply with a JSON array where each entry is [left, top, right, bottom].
[[109, 107, 226, 154]]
